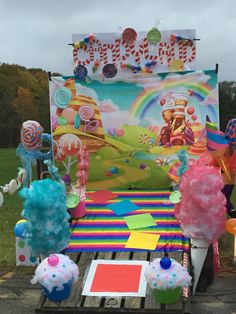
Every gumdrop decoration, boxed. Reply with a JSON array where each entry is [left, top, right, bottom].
[[147, 27, 161, 44]]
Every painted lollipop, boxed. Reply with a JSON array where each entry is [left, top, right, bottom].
[[79, 105, 94, 122], [59, 134, 82, 156], [102, 64, 117, 78], [53, 87, 72, 109], [122, 28, 137, 44], [21, 120, 44, 151]]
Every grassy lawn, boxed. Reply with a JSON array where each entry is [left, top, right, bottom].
[[0, 148, 236, 270]]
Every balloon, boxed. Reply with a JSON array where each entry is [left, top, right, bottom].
[[160, 256, 172, 269], [14, 219, 29, 238], [225, 219, 236, 236]]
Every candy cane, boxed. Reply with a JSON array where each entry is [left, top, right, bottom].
[[102, 43, 116, 64], [182, 252, 189, 299], [170, 39, 176, 60], [187, 41, 196, 63], [121, 40, 130, 61], [142, 37, 149, 60], [92, 39, 104, 63], [178, 41, 184, 61], [182, 43, 188, 64], [89, 41, 94, 62], [73, 45, 90, 66], [115, 38, 121, 62], [158, 42, 171, 64]]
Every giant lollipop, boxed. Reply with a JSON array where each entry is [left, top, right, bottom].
[[21, 120, 44, 151]]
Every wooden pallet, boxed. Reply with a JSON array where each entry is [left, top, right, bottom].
[[36, 251, 190, 314]]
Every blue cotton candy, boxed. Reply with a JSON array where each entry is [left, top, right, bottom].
[[18, 179, 71, 255]]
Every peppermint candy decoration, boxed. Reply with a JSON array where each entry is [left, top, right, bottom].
[[21, 120, 44, 151], [53, 87, 72, 109], [79, 105, 94, 122]]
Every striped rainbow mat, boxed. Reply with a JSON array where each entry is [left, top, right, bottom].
[[66, 190, 190, 252]]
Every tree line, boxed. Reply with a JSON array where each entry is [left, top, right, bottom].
[[0, 63, 235, 147]]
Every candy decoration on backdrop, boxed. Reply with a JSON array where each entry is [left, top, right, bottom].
[[53, 87, 72, 109], [79, 105, 94, 122], [121, 61, 157, 73], [84, 120, 99, 133], [170, 34, 196, 42], [122, 28, 137, 44], [31, 254, 79, 302], [74, 114, 81, 129], [175, 164, 226, 241], [102, 63, 117, 78], [74, 64, 88, 81], [169, 59, 185, 71], [92, 60, 100, 73], [147, 27, 161, 44], [18, 178, 71, 255], [73, 33, 95, 49]]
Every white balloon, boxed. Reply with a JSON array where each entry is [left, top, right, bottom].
[[8, 179, 18, 195], [0, 192, 3, 207]]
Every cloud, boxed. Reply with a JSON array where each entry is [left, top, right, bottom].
[[101, 109, 140, 130], [76, 84, 99, 100], [99, 100, 118, 112]]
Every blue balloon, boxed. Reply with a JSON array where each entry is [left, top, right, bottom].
[[160, 256, 172, 270], [14, 221, 29, 238]]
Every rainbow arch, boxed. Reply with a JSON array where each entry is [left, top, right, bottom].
[[130, 73, 217, 119]]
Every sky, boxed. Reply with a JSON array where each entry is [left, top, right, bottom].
[[0, 0, 236, 81]]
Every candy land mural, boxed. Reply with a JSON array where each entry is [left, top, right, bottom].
[[50, 69, 219, 190]]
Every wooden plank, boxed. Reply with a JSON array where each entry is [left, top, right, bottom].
[[83, 252, 113, 308], [165, 251, 185, 312], [57, 252, 96, 308], [144, 252, 163, 310], [124, 251, 147, 309], [104, 252, 130, 309]]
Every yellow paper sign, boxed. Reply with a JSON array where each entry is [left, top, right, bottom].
[[125, 232, 160, 250]]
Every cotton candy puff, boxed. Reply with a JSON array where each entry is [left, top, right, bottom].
[[175, 164, 226, 241], [145, 258, 191, 290], [31, 254, 79, 292], [18, 178, 71, 255]]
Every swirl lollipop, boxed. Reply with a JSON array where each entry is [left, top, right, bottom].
[[21, 120, 44, 151], [79, 105, 94, 122], [102, 64, 117, 78], [53, 87, 72, 109]]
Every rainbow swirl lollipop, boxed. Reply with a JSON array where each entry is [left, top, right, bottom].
[[20, 120, 44, 151], [79, 105, 94, 122]]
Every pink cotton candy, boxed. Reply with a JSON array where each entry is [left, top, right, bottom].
[[175, 164, 226, 241]]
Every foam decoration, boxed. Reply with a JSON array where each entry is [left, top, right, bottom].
[[21, 120, 44, 151], [124, 213, 156, 229], [125, 232, 160, 250], [144, 257, 191, 290], [8, 179, 18, 195], [53, 87, 72, 109], [87, 190, 118, 203], [107, 199, 139, 216], [225, 218, 236, 236], [225, 118, 236, 150], [16, 237, 39, 266], [175, 164, 226, 241], [18, 178, 71, 255], [31, 254, 79, 293]]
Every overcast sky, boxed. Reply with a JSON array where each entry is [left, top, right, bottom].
[[0, 0, 236, 81]]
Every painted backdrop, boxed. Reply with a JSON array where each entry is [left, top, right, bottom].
[[50, 70, 219, 190]]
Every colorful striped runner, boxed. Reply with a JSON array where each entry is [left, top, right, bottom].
[[66, 190, 190, 253]]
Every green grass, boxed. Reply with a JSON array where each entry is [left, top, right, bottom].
[[0, 148, 24, 266]]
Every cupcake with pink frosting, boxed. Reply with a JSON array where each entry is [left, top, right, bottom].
[[31, 254, 79, 302]]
